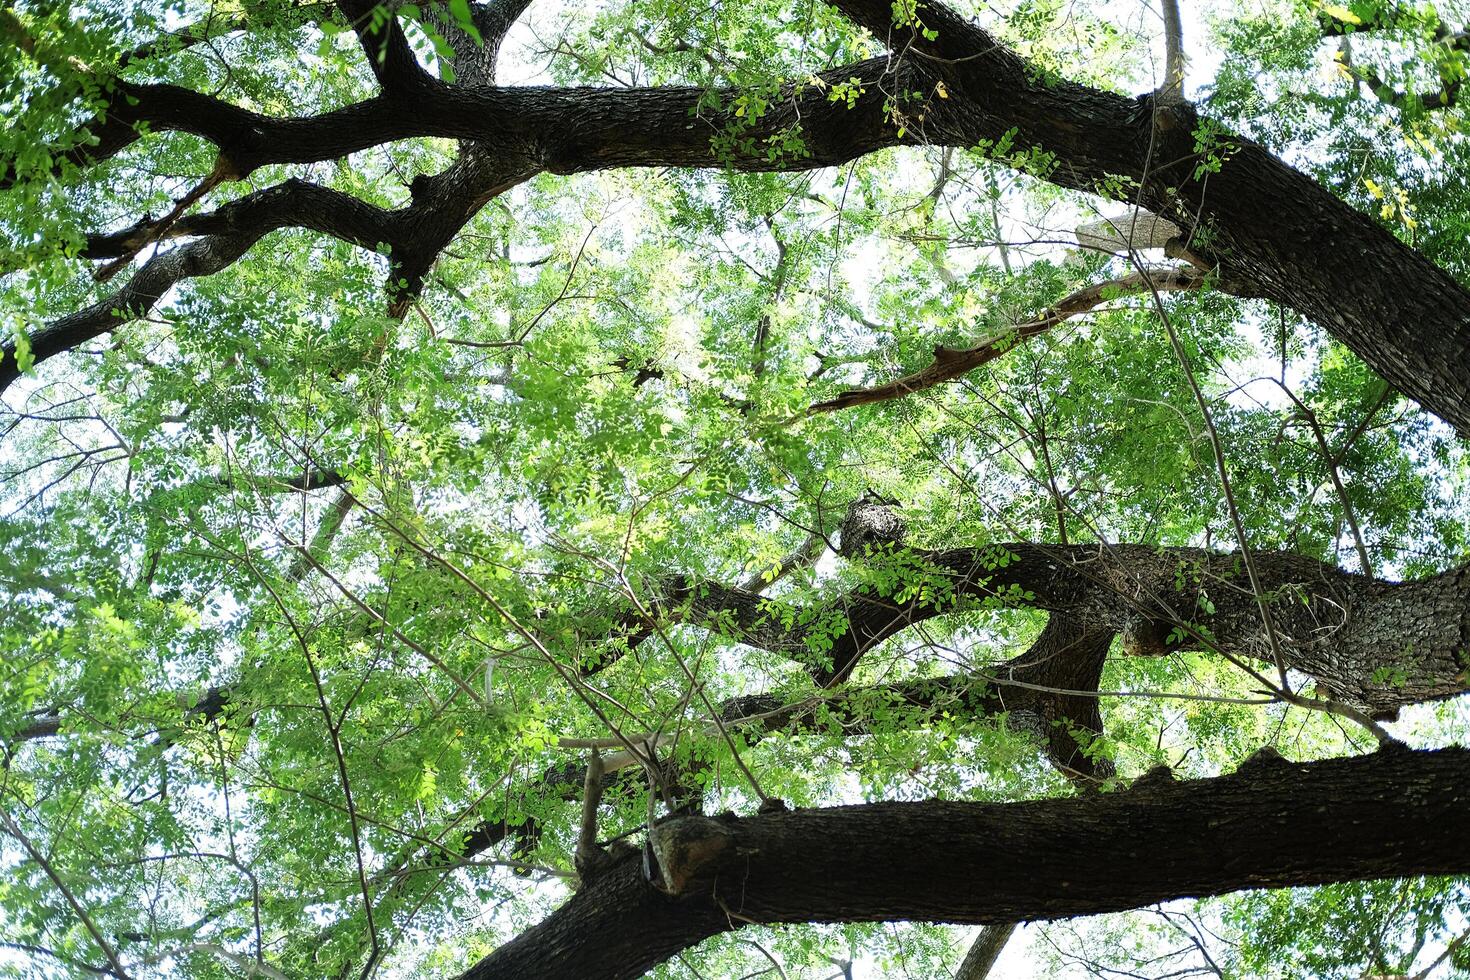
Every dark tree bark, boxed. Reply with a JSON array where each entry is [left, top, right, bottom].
[[6, 0, 1470, 435], [7, 4, 1470, 975], [457, 746, 1470, 980], [656, 541, 1470, 718]]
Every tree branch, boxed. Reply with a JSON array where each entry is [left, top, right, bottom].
[[10, 0, 1470, 434], [0, 806, 132, 979], [956, 924, 1016, 980], [810, 266, 1210, 414], [649, 538, 1470, 718], [458, 746, 1470, 979], [3, 178, 402, 394], [338, 0, 435, 92], [1159, 0, 1186, 102]]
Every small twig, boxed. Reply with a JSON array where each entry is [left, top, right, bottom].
[[246, 562, 381, 977], [289, 544, 488, 708], [95, 158, 234, 283], [1128, 257, 1294, 689], [1272, 379, 1374, 579], [739, 940, 791, 980]]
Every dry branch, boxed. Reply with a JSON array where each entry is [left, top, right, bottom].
[[810, 266, 1207, 414]]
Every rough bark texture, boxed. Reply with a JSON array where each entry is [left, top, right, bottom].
[[956, 924, 1016, 980], [458, 747, 1470, 980], [6, 0, 1470, 435], [661, 541, 1470, 717]]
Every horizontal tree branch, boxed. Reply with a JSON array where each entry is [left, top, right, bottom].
[[7, 0, 1470, 434], [80, 178, 398, 260], [458, 745, 1470, 979], [13, 56, 912, 183], [2, 178, 403, 392], [651, 540, 1470, 717]]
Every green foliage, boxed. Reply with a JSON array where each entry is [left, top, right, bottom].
[[0, 0, 1467, 978], [1230, 879, 1470, 978]]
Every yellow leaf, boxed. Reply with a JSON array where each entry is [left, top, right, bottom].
[[935, 80, 949, 99], [1321, 4, 1361, 25]]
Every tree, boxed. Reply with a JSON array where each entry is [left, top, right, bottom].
[[1, 0, 1468, 977]]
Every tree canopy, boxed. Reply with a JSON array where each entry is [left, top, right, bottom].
[[2, 0, 1469, 977]]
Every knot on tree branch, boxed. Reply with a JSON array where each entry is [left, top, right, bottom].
[[839, 496, 906, 558], [647, 814, 736, 895], [1130, 763, 1176, 792], [1120, 617, 1174, 657], [1234, 745, 1287, 775]]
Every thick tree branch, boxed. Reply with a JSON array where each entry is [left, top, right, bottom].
[[719, 612, 1113, 781], [573, 749, 609, 878], [7, 234, 258, 392], [419, 0, 530, 86], [1325, 6, 1469, 110], [831, 0, 1470, 432], [3, 164, 530, 392], [652, 540, 1470, 718], [232, 469, 348, 493], [80, 178, 396, 260], [338, 0, 435, 92], [7, 714, 62, 742], [12, 56, 909, 184], [11, 0, 1470, 431], [458, 746, 1470, 979], [2, 179, 394, 393]]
